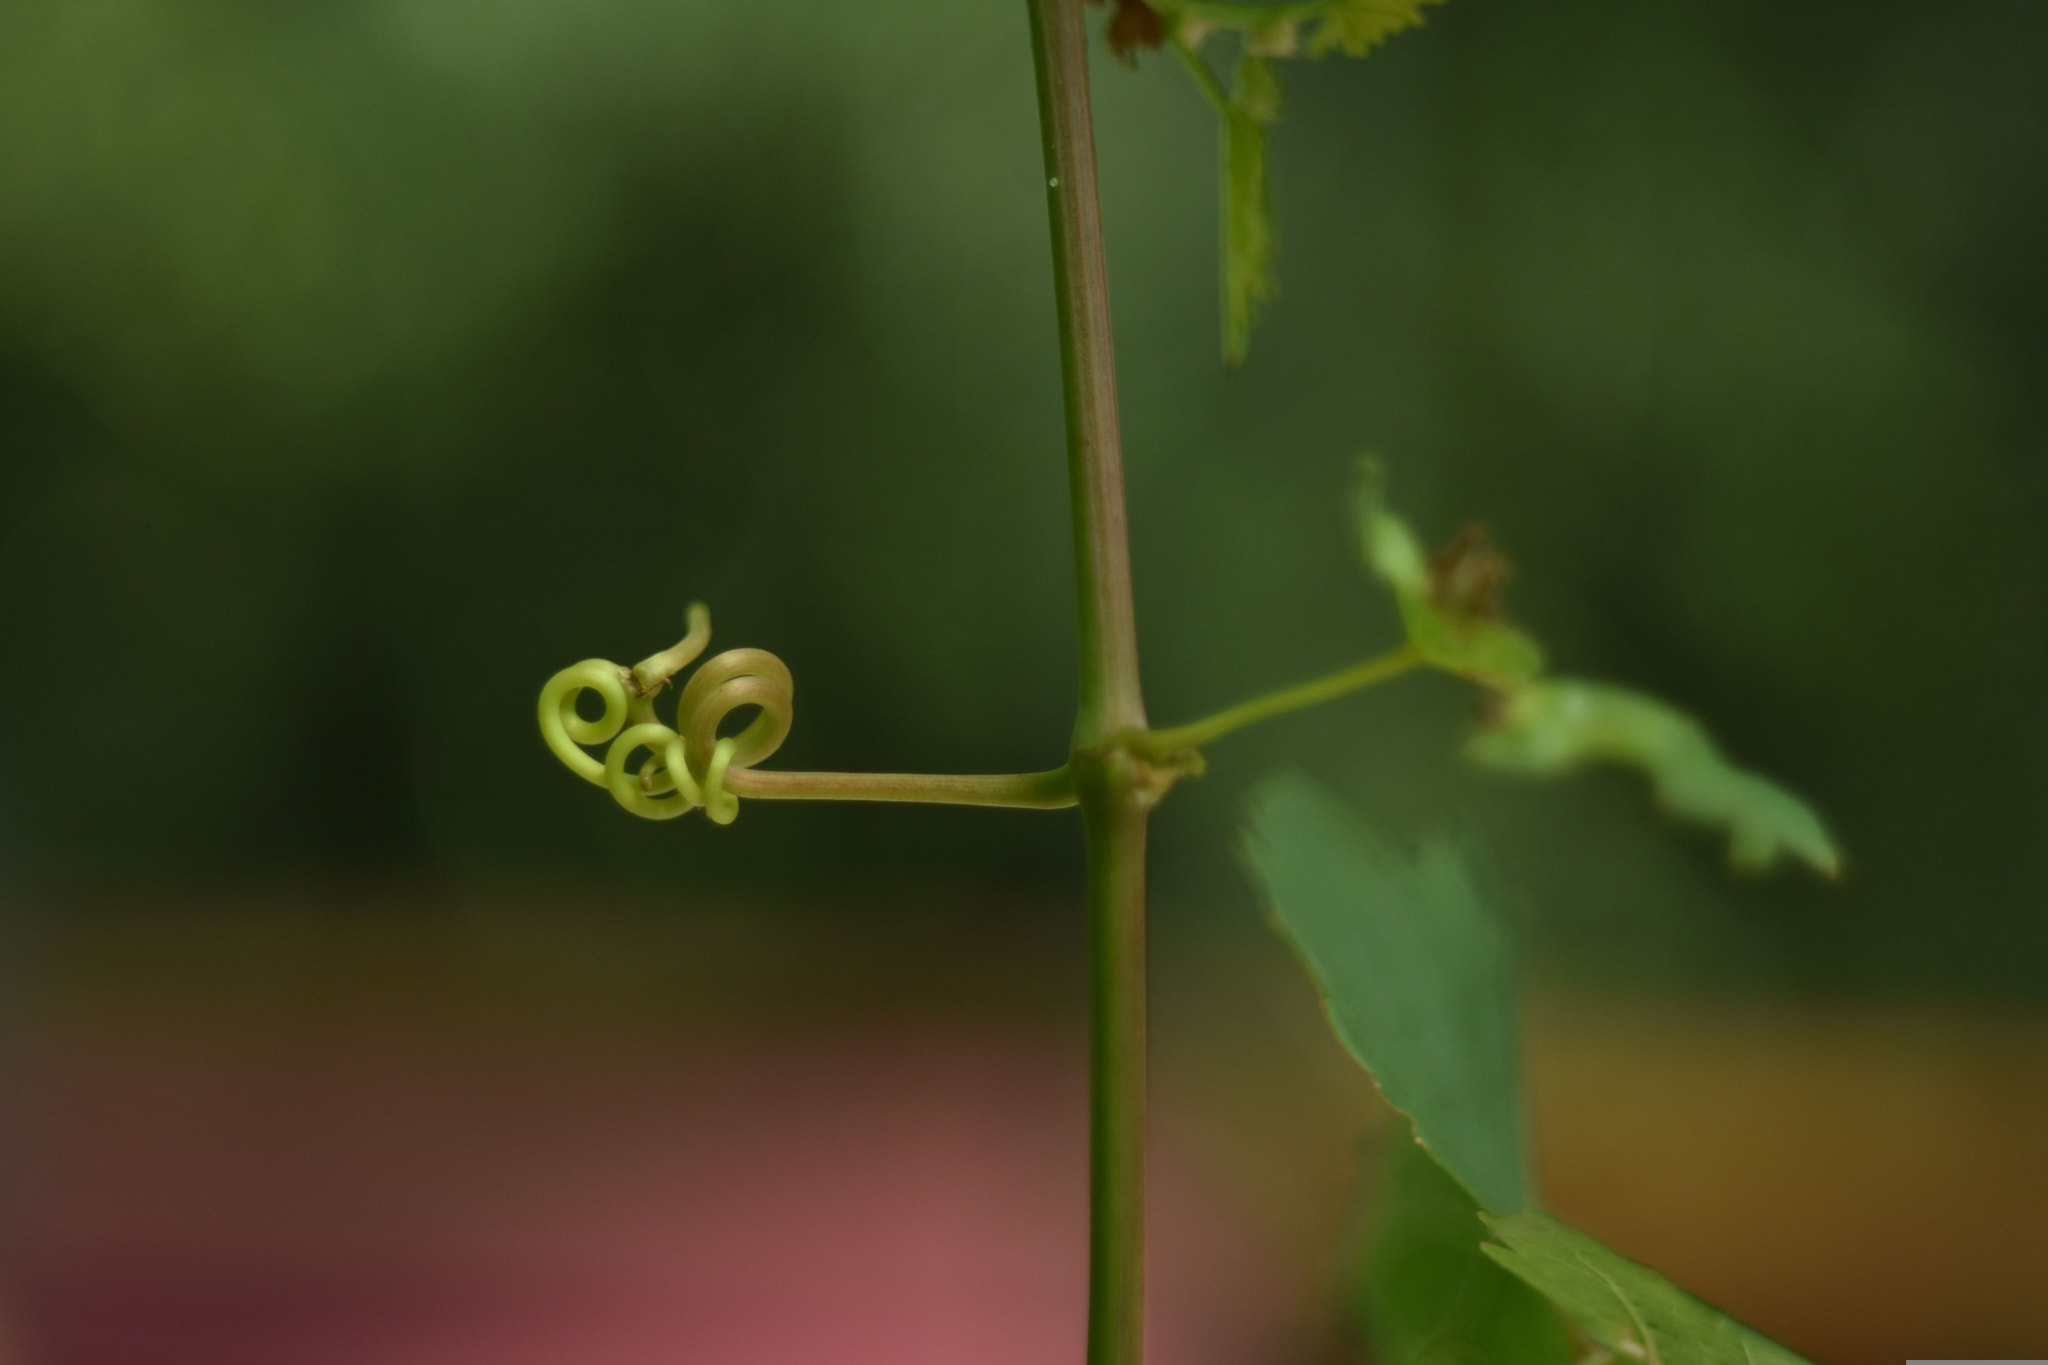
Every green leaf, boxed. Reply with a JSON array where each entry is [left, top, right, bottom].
[[1360, 1123, 1573, 1365], [1358, 463, 1544, 685], [1222, 55, 1280, 366], [1165, 0, 1442, 363], [1310, 0, 1447, 58], [1467, 680, 1840, 878], [1240, 772, 1530, 1214], [1483, 1212, 1813, 1365]]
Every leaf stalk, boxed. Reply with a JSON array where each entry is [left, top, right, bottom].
[[725, 766, 1075, 808], [1127, 643, 1421, 757]]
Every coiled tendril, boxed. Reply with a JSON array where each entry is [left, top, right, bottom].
[[537, 602, 793, 825]]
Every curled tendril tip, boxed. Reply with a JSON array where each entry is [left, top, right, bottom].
[[538, 602, 793, 825]]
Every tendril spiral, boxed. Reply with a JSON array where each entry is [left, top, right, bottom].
[[537, 603, 794, 825]]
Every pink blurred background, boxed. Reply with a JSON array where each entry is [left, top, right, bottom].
[[4, 888, 2045, 1364]]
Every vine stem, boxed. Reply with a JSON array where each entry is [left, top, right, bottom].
[[1025, 2, 1150, 1363], [1127, 644, 1422, 757], [725, 766, 1075, 807], [1030, 1, 1144, 744]]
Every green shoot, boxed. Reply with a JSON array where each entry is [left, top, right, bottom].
[[531, 4, 1844, 1361], [1138, 0, 1445, 361]]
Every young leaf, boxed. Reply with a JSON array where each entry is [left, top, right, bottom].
[[1310, 0, 1447, 59], [1222, 55, 1281, 365], [1161, 2, 1440, 363], [1241, 771, 1530, 1214], [1483, 1212, 1813, 1365], [1358, 463, 1544, 685], [1360, 1122, 1572, 1365], [1468, 680, 1840, 878], [1104, 0, 1168, 61]]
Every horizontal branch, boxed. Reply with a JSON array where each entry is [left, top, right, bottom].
[[1123, 644, 1422, 757], [724, 766, 1077, 809]]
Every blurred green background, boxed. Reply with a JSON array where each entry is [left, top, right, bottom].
[[4, 0, 2043, 996]]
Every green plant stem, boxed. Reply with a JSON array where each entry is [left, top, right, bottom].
[[1026, 2, 1152, 1363], [1077, 753, 1148, 1365], [1169, 35, 1231, 114], [726, 766, 1075, 808], [1030, 0, 1145, 748], [1127, 643, 1421, 757]]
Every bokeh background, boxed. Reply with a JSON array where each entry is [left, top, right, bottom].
[[1, 0, 2044, 1360]]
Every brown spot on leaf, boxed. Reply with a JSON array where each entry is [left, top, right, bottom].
[[1470, 687, 1512, 729], [1426, 523, 1513, 618], [1106, 0, 1166, 61]]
